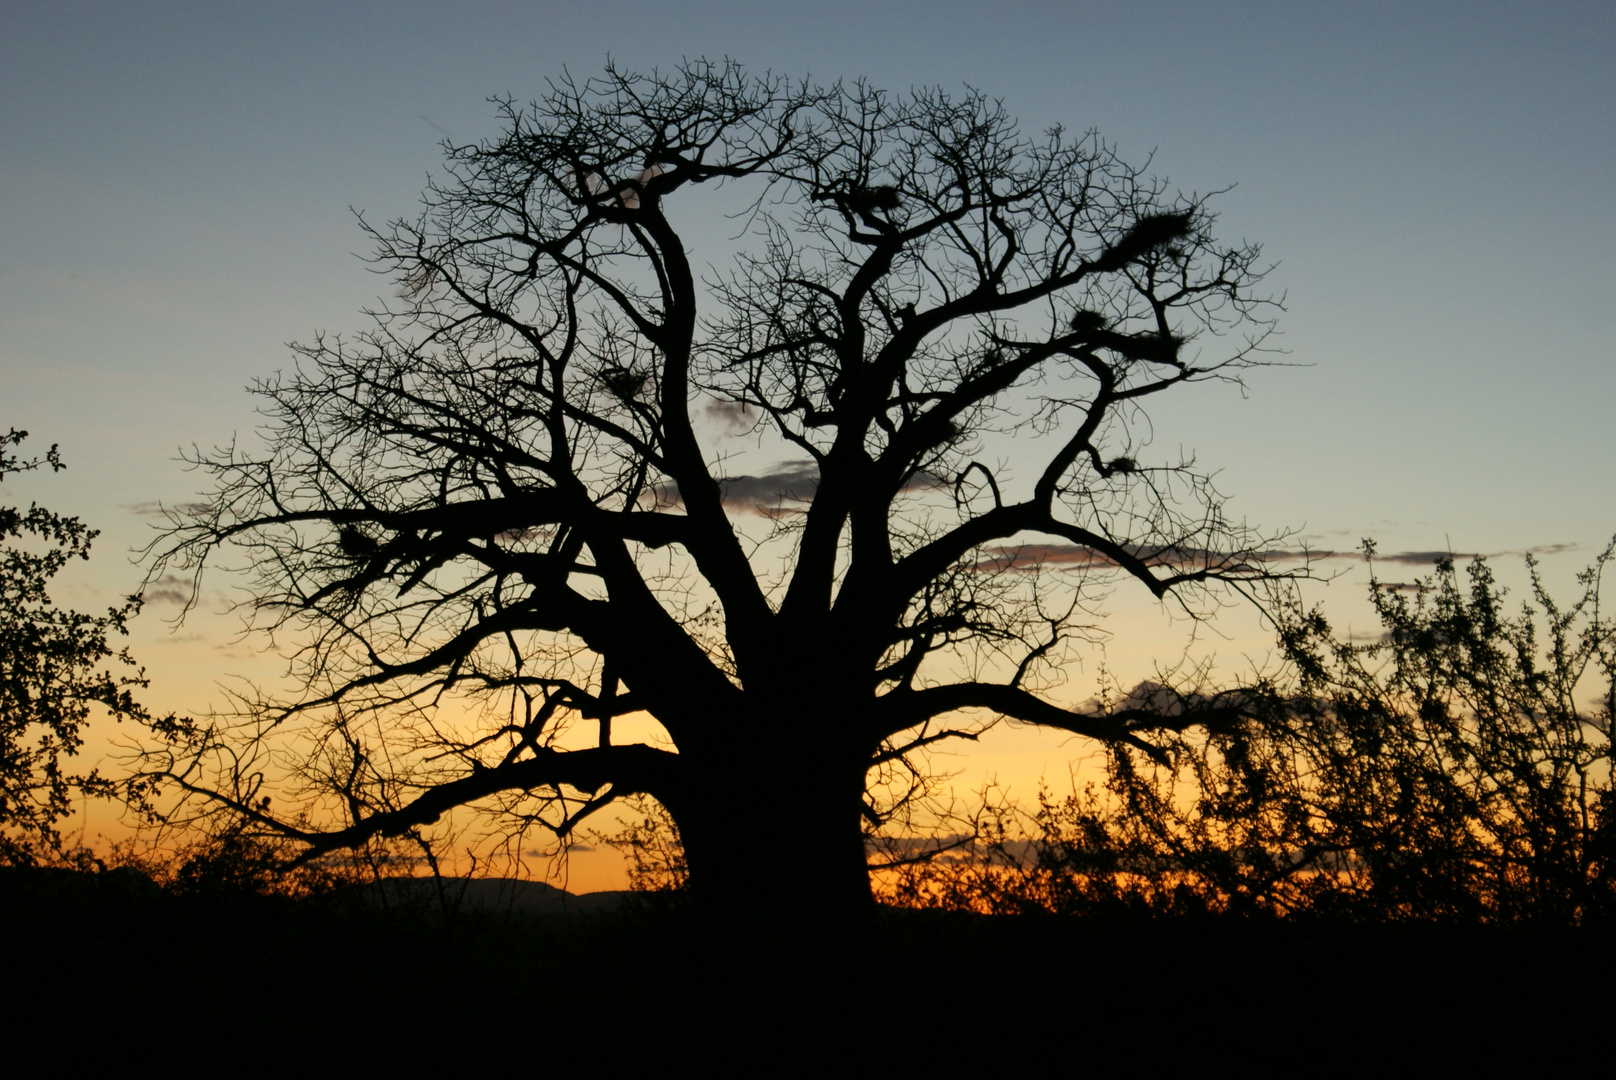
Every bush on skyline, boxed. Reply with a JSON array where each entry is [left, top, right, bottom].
[[876, 545, 1616, 923], [0, 430, 175, 866]]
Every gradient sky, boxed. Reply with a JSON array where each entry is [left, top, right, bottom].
[[4, 1, 1613, 884]]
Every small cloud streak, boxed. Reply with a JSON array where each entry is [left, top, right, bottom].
[[703, 399, 758, 435], [714, 463, 821, 512], [653, 461, 946, 517], [967, 539, 1584, 575], [140, 574, 192, 606], [972, 542, 1263, 574], [1311, 549, 1476, 566], [128, 501, 210, 518], [1268, 542, 1584, 566]]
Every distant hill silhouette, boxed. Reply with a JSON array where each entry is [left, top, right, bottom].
[[367, 876, 632, 915]]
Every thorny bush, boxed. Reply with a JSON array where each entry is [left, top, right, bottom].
[[884, 545, 1615, 923]]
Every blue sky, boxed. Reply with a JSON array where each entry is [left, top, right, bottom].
[[3, 1, 1613, 876], [6, 1, 1610, 549]]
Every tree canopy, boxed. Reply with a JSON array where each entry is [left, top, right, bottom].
[[144, 60, 1288, 911], [1, 431, 166, 865]]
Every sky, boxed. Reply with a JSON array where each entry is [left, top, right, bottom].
[[3, 1, 1613, 887]]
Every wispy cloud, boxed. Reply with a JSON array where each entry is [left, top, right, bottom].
[[713, 463, 821, 513], [971, 542, 1264, 574], [1268, 542, 1584, 566], [127, 501, 210, 518], [140, 574, 192, 606], [967, 540, 1585, 575], [654, 461, 946, 516], [1295, 548, 1472, 566], [703, 399, 758, 435]]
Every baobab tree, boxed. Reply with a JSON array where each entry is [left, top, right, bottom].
[[144, 60, 1285, 913]]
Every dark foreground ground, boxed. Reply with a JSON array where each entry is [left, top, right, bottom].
[[5, 866, 1612, 1059]]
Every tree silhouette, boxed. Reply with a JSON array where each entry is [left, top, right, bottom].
[[1, 431, 170, 864], [144, 60, 1286, 913]]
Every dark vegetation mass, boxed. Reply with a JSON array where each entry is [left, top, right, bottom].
[[0, 431, 174, 867], [881, 546, 1616, 924]]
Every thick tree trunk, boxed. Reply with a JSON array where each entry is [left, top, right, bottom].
[[666, 749, 874, 921]]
